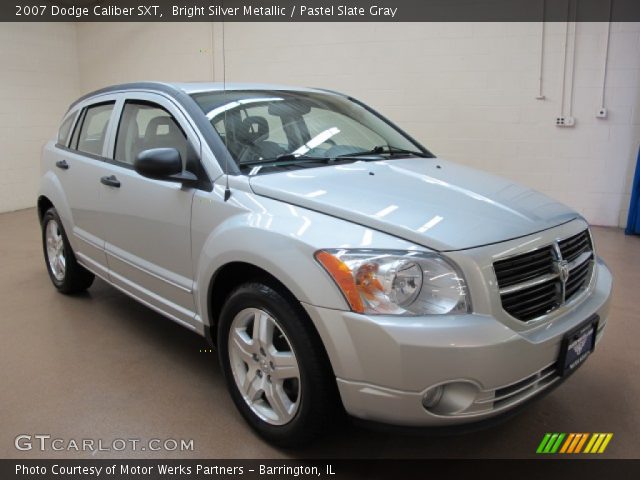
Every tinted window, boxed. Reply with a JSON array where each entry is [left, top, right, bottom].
[[115, 102, 188, 166], [77, 103, 114, 156], [69, 109, 85, 150], [57, 113, 76, 146]]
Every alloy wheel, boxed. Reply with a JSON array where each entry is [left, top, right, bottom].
[[228, 308, 301, 425], [45, 219, 66, 281]]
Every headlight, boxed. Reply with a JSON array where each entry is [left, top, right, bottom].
[[315, 249, 470, 315]]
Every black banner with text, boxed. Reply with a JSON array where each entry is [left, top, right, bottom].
[[4, 0, 640, 22], [3, 459, 640, 480]]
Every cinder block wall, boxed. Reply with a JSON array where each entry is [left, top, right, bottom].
[[0, 23, 79, 213], [222, 22, 640, 227], [76, 23, 215, 92], [2, 22, 639, 229]]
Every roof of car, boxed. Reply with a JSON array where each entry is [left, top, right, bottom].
[[70, 81, 335, 109], [172, 82, 327, 94]]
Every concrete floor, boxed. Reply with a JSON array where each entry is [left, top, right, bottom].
[[1, 208, 638, 459]]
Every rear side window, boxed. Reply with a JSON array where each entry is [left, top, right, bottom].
[[57, 113, 76, 146], [76, 102, 115, 156], [115, 101, 188, 166]]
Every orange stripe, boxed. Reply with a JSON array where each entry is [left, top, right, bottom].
[[567, 434, 582, 453], [560, 434, 575, 453], [574, 433, 589, 453]]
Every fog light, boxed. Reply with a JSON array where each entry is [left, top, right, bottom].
[[422, 385, 444, 408], [422, 381, 479, 415]]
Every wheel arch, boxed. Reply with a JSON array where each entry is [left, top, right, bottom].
[[37, 195, 54, 224], [205, 261, 338, 379], [37, 171, 74, 232], [207, 261, 303, 342]]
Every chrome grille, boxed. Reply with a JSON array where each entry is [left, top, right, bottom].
[[493, 246, 554, 288], [492, 363, 558, 409], [558, 229, 591, 262], [494, 230, 594, 321], [463, 362, 560, 416]]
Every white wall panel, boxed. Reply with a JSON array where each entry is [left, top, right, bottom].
[[0, 23, 79, 213], [2, 21, 639, 229]]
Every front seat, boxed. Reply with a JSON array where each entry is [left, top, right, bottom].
[[236, 116, 285, 162]]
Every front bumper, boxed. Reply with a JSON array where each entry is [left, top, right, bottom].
[[302, 259, 612, 426]]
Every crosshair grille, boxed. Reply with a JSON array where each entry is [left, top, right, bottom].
[[494, 230, 594, 321]]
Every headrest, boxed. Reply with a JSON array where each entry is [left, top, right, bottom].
[[238, 116, 269, 144], [145, 116, 177, 138]]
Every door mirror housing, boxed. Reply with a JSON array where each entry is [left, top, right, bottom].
[[134, 148, 198, 184]]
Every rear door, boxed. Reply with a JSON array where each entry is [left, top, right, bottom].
[[98, 93, 200, 329], [53, 98, 119, 278]]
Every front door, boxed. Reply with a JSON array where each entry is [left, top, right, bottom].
[[99, 94, 200, 329]]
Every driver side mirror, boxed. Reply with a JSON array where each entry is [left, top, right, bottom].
[[134, 148, 198, 184]]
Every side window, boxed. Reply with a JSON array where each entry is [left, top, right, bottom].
[[76, 103, 115, 156], [115, 102, 188, 166], [57, 113, 76, 146], [69, 109, 85, 150]]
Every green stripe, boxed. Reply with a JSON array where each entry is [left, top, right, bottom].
[[537, 433, 552, 453], [543, 433, 559, 453], [550, 433, 566, 453]]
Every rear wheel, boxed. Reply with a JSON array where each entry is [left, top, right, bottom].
[[42, 208, 94, 294], [218, 282, 339, 446]]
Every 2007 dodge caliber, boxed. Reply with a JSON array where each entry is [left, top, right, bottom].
[[39, 82, 612, 446]]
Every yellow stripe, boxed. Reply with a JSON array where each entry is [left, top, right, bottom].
[[590, 433, 606, 453], [597, 434, 613, 454], [567, 434, 582, 453], [584, 433, 599, 453], [560, 433, 575, 453], [574, 433, 589, 453]]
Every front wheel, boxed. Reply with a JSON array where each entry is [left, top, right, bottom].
[[218, 282, 339, 447], [42, 208, 94, 294]]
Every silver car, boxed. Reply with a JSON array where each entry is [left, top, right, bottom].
[[38, 82, 612, 446]]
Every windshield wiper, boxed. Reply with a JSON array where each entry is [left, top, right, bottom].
[[238, 146, 429, 173], [239, 154, 334, 168], [335, 145, 429, 158]]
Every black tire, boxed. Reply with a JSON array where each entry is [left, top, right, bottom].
[[41, 207, 94, 294], [218, 281, 339, 447]]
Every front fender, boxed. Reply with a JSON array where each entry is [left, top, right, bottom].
[[193, 214, 350, 328], [191, 183, 423, 328]]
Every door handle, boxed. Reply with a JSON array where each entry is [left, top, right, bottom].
[[55, 160, 69, 170], [100, 175, 121, 188]]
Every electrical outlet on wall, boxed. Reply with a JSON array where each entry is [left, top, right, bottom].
[[596, 108, 608, 119], [555, 116, 576, 127]]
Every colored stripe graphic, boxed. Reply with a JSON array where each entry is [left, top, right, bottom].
[[567, 434, 583, 453], [543, 433, 559, 453], [598, 434, 613, 453], [550, 433, 565, 453], [574, 433, 589, 453], [559, 433, 575, 453], [536, 433, 552, 453], [585, 433, 614, 453], [536, 433, 613, 454], [584, 433, 599, 453]]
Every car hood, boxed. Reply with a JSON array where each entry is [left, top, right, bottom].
[[248, 158, 578, 251]]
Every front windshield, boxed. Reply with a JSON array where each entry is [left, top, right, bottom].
[[190, 90, 432, 174]]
